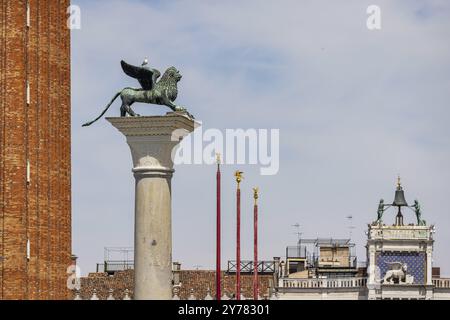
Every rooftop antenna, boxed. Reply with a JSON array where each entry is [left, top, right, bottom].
[[292, 223, 303, 257], [346, 215, 355, 240], [292, 223, 302, 243]]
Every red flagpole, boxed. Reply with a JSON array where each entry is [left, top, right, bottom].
[[235, 171, 243, 300], [216, 154, 221, 301], [253, 188, 259, 300]]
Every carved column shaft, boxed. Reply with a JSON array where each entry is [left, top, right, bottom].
[[426, 246, 433, 286], [108, 114, 195, 300]]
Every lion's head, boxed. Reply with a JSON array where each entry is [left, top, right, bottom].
[[157, 67, 181, 102], [160, 66, 182, 84]]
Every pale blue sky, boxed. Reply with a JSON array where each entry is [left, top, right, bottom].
[[71, 0, 450, 275]]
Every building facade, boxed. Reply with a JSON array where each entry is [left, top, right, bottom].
[[366, 224, 434, 299], [0, 0, 71, 299], [277, 181, 450, 300], [77, 182, 450, 300]]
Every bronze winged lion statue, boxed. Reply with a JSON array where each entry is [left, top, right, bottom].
[[82, 59, 193, 127]]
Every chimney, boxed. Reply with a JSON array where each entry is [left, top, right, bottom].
[[173, 262, 181, 285]]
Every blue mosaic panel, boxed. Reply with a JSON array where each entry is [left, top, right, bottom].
[[376, 252, 426, 285]]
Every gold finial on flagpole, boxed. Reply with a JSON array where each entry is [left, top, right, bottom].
[[253, 187, 259, 205], [216, 153, 221, 165], [235, 171, 243, 188]]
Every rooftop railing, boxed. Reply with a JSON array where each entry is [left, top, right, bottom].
[[433, 278, 450, 288], [96, 260, 134, 274], [279, 277, 367, 289], [227, 260, 276, 274]]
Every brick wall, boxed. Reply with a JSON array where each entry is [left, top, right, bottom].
[[77, 269, 275, 300], [0, 0, 71, 300]]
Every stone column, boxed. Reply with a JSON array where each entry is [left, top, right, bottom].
[[367, 245, 378, 300], [107, 113, 195, 300], [426, 246, 433, 286]]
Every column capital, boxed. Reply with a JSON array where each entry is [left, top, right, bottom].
[[107, 113, 196, 173]]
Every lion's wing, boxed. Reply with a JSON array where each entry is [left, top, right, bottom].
[[121, 60, 155, 90]]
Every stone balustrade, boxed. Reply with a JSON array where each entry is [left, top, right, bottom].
[[281, 277, 450, 290], [433, 278, 450, 288], [280, 277, 367, 289]]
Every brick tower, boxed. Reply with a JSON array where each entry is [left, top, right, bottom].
[[0, 0, 71, 299]]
